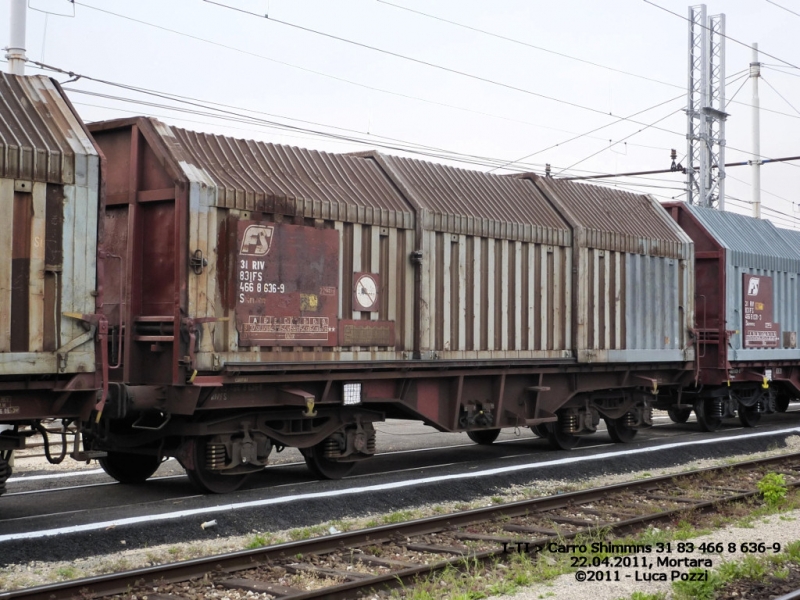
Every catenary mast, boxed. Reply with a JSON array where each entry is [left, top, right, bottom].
[[686, 5, 727, 209]]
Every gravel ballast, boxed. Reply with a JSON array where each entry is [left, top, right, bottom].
[[2, 437, 800, 594], [488, 509, 800, 600]]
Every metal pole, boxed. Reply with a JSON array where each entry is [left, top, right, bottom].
[[5, 0, 27, 75], [713, 14, 726, 211], [699, 5, 710, 207], [751, 43, 761, 219]]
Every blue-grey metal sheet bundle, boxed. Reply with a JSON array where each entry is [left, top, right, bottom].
[[533, 178, 695, 364], [0, 73, 99, 375], [684, 204, 800, 361]]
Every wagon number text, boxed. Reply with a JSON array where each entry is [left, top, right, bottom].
[[239, 259, 284, 299]]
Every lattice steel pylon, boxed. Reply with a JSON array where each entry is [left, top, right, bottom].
[[686, 5, 727, 209]]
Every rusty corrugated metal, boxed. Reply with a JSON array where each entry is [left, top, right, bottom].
[[533, 178, 691, 259], [354, 152, 573, 359], [0, 73, 99, 376], [364, 152, 570, 245], [162, 123, 414, 229], [0, 73, 96, 185]]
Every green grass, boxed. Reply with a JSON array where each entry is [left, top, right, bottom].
[[55, 566, 77, 580], [245, 533, 274, 549], [382, 509, 418, 524], [758, 472, 788, 507], [672, 568, 722, 600], [671, 539, 800, 600], [617, 592, 667, 600]]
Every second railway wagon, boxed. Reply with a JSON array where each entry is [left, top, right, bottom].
[[662, 203, 800, 429]]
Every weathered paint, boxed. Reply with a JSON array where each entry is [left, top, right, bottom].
[[235, 221, 339, 346], [364, 153, 574, 361], [676, 203, 800, 363], [0, 73, 99, 376], [532, 178, 694, 364]]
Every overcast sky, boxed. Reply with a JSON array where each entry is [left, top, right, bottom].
[[4, 0, 799, 228]]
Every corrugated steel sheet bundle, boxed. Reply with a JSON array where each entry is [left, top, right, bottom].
[[0, 73, 99, 375], [164, 122, 418, 365], [89, 117, 696, 373], [363, 153, 573, 360]]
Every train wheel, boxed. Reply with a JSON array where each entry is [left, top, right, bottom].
[[605, 418, 638, 443], [693, 399, 723, 432], [304, 441, 356, 480], [776, 397, 790, 413], [667, 407, 692, 423], [545, 424, 581, 450], [738, 406, 761, 428], [466, 429, 501, 445], [185, 438, 250, 494], [99, 452, 162, 484], [530, 424, 549, 438]]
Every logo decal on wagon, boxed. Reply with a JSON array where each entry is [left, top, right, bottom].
[[240, 225, 275, 256], [747, 277, 760, 296]]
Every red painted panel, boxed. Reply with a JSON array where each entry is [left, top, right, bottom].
[[102, 207, 130, 326], [140, 142, 175, 191], [415, 380, 441, 423], [743, 274, 780, 348], [141, 203, 176, 316], [235, 221, 339, 346], [363, 379, 396, 400]]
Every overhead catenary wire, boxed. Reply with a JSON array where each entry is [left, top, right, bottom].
[[374, 1, 796, 122], [760, 76, 800, 117], [375, 0, 684, 90], [764, 65, 800, 79], [201, 0, 691, 138], [29, 61, 556, 173], [68, 1, 675, 153], [725, 72, 753, 109], [725, 195, 800, 225], [491, 67, 793, 174], [38, 60, 671, 181], [555, 108, 684, 175], [488, 93, 686, 173], [21, 65, 799, 228], [643, 0, 800, 70], [28, 58, 700, 183], [726, 172, 795, 206], [52, 60, 796, 204], [765, 0, 800, 20], [17, 48, 795, 223], [562, 154, 800, 181], [64, 0, 800, 182], [65, 86, 527, 166]]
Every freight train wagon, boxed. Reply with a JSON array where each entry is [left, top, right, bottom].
[[0, 72, 102, 496], [81, 116, 695, 492], [6, 75, 800, 500], [661, 203, 800, 429]]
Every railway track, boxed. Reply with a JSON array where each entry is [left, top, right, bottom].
[[3, 452, 800, 600]]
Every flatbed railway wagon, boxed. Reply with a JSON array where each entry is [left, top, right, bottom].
[[662, 202, 800, 429], [83, 117, 695, 492], [0, 72, 102, 496]]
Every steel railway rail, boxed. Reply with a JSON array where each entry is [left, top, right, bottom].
[[3, 452, 800, 600]]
